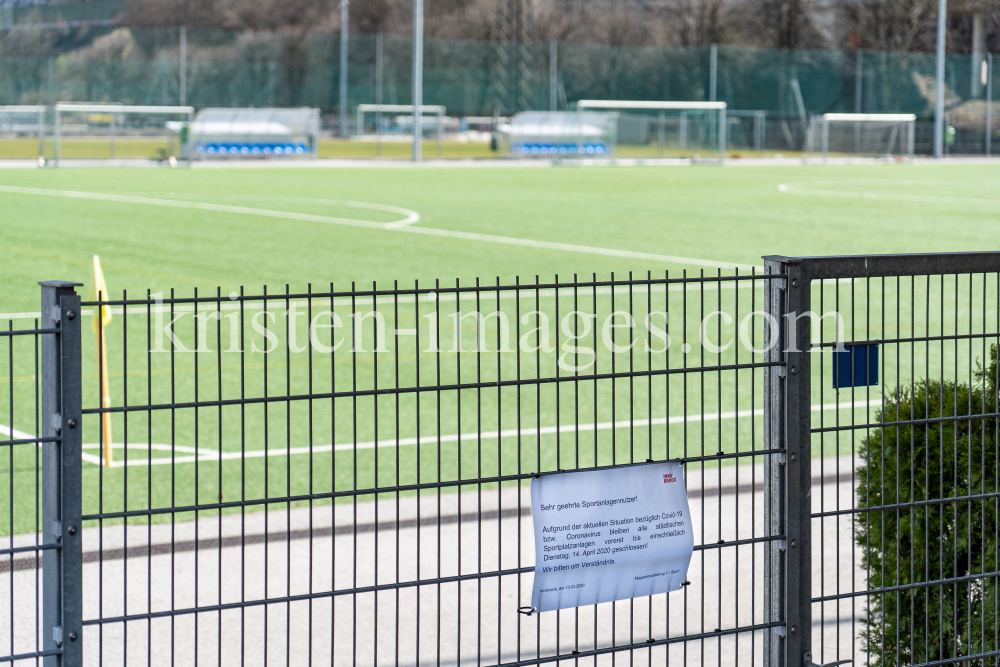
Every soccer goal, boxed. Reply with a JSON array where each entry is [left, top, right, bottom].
[[0, 106, 46, 162], [51, 103, 195, 167], [355, 104, 446, 155], [576, 100, 728, 162], [804, 113, 916, 163]]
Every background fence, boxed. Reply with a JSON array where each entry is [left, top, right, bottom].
[[3, 254, 1000, 665], [0, 26, 997, 154]]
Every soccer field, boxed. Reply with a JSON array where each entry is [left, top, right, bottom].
[[1, 162, 999, 535]]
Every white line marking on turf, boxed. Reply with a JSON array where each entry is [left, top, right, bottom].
[[3, 399, 880, 468], [778, 181, 1000, 207], [0, 185, 754, 271], [101, 192, 424, 227]]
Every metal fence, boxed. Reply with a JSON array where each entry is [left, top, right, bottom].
[[2, 253, 1000, 665]]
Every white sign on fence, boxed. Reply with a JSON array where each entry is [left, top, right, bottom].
[[529, 462, 695, 612]]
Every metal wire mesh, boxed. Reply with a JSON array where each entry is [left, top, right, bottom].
[[63, 272, 782, 665]]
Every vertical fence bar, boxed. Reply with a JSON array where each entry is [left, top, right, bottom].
[[719, 105, 727, 162], [783, 261, 812, 667], [37, 105, 45, 163], [40, 280, 83, 667], [54, 107, 60, 167]]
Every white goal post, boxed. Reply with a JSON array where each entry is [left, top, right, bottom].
[[576, 100, 728, 162], [355, 104, 446, 153], [0, 105, 46, 164], [53, 103, 195, 166], [804, 113, 916, 163]]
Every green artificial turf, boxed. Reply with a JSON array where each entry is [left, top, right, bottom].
[[0, 162, 998, 534]]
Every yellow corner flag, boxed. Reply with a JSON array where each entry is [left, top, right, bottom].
[[90, 256, 113, 467]]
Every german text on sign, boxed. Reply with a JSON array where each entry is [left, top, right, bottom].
[[529, 462, 695, 612]]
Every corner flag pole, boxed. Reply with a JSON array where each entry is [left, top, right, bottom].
[[90, 256, 113, 467]]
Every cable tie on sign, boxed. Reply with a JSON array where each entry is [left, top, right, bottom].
[[517, 606, 536, 617]]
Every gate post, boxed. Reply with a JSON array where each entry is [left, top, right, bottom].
[[762, 258, 785, 667], [40, 281, 83, 667], [763, 258, 813, 667], [783, 261, 813, 667]]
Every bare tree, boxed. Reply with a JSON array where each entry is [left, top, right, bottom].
[[838, 0, 939, 51], [735, 0, 825, 49], [659, 0, 731, 46]]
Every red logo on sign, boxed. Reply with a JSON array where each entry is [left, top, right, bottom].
[[663, 473, 675, 483]]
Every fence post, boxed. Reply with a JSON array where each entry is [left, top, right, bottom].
[[783, 261, 813, 667], [763, 258, 813, 667], [40, 281, 83, 667], [762, 258, 785, 667]]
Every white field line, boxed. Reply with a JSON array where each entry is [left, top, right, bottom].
[[0, 185, 754, 272], [3, 399, 881, 469], [778, 181, 1000, 207]]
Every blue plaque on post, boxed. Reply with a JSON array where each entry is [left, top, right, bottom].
[[833, 344, 879, 388]]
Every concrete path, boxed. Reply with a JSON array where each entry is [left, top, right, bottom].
[[0, 456, 867, 666]]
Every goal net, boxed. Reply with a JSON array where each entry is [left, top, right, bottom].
[[354, 104, 448, 156], [355, 104, 446, 140], [51, 103, 194, 166], [804, 113, 916, 163], [575, 100, 728, 162], [0, 106, 45, 162]]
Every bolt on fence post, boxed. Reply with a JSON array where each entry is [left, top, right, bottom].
[[762, 258, 786, 667], [40, 281, 83, 667]]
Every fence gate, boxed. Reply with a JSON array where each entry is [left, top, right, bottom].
[[2, 253, 999, 667], [787, 252, 1000, 667]]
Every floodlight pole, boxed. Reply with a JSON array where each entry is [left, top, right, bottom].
[[934, 0, 947, 158], [709, 44, 717, 148], [375, 33, 384, 156], [986, 52, 992, 156], [854, 49, 862, 154], [412, 0, 423, 161], [179, 27, 186, 107], [550, 40, 558, 111], [340, 0, 349, 139], [709, 44, 717, 103]]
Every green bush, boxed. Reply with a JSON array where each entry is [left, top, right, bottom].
[[856, 345, 1000, 666]]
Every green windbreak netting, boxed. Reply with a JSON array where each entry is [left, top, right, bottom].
[[0, 26, 995, 154]]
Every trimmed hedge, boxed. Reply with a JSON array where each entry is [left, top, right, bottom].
[[856, 345, 1000, 666]]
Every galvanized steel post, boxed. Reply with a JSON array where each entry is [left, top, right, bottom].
[[40, 280, 83, 667], [763, 257, 813, 667]]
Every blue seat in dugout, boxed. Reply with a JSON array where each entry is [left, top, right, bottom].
[[833, 343, 878, 388]]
